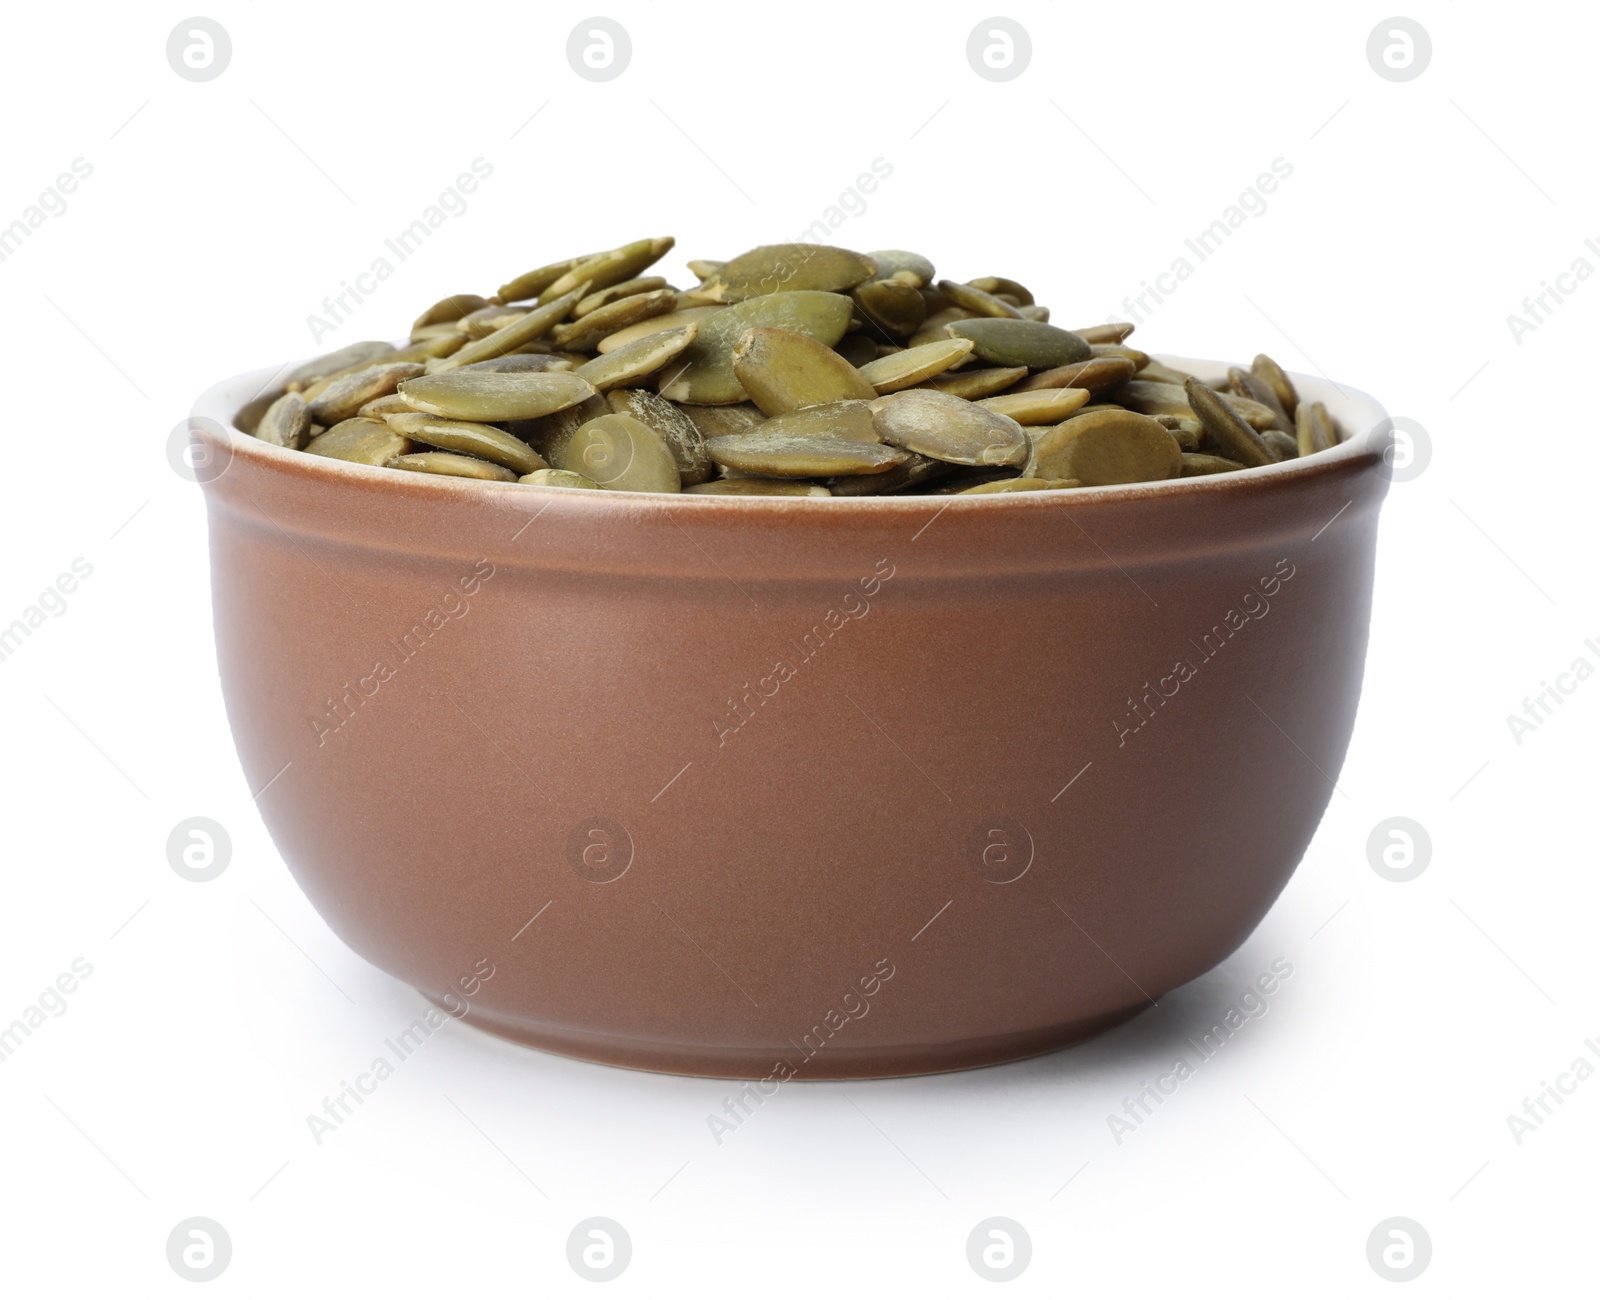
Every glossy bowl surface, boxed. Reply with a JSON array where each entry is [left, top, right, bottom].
[[193, 356, 1389, 1078]]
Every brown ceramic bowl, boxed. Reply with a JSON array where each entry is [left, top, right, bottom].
[[192, 356, 1390, 1079]]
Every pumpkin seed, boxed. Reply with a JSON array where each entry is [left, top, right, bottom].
[[1132, 360, 1194, 386], [519, 468, 601, 489], [976, 387, 1091, 425], [283, 341, 396, 391], [1017, 305, 1051, 322], [496, 253, 589, 304], [908, 306, 978, 347], [937, 279, 1025, 319], [687, 244, 876, 303], [254, 390, 311, 449], [1227, 366, 1292, 431], [825, 451, 956, 496], [686, 477, 832, 497], [398, 370, 597, 422], [965, 276, 1035, 306], [388, 451, 518, 482], [1295, 401, 1333, 456], [413, 294, 491, 331], [559, 413, 682, 492], [605, 388, 713, 485], [309, 362, 426, 426], [685, 258, 725, 280], [946, 318, 1091, 369], [514, 394, 610, 468], [1261, 429, 1299, 460], [541, 237, 674, 305], [1182, 378, 1276, 468], [459, 303, 532, 339], [456, 354, 577, 374], [676, 403, 768, 441], [852, 279, 927, 338], [435, 285, 590, 370], [657, 292, 854, 405], [304, 418, 411, 466], [1016, 356, 1137, 393], [1090, 343, 1151, 368], [958, 476, 1079, 494], [1072, 323, 1136, 345], [834, 333, 883, 368], [921, 366, 1027, 400], [384, 413, 547, 475], [575, 323, 699, 391], [575, 277, 670, 317], [857, 337, 975, 393], [1251, 353, 1299, 414], [1026, 409, 1181, 485], [1154, 414, 1203, 452], [871, 389, 1029, 466], [551, 289, 677, 352], [597, 305, 721, 354], [865, 250, 935, 286], [750, 399, 879, 444], [705, 432, 906, 478], [356, 392, 417, 419], [1181, 453, 1246, 476], [731, 326, 877, 415]]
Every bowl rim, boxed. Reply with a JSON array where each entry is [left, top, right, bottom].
[[191, 351, 1391, 512]]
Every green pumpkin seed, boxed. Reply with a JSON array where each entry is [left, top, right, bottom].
[[514, 394, 610, 467], [1251, 353, 1299, 415], [432, 284, 590, 371], [384, 413, 547, 475], [1181, 453, 1246, 476], [398, 370, 597, 422], [946, 318, 1091, 369], [541, 237, 674, 305], [456, 354, 576, 374], [412, 294, 490, 331], [1227, 366, 1292, 431], [871, 389, 1029, 467], [921, 365, 1028, 399], [1072, 323, 1135, 345], [356, 392, 420, 419], [304, 418, 411, 466], [705, 432, 906, 478], [965, 276, 1035, 306], [686, 478, 831, 497], [387, 451, 518, 482], [559, 413, 682, 492], [977, 387, 1091, 425], [657, 292, 854, 405], [1295, 401, 1333, 456], [676, 403, 767, 441], [1313, 400, 1340, 446], [753, 399, 879, 443], [826, 452, 956, 496], [1090, 343, 1151, 368], [1261, 429, 1298, 459], [908, 306, 978, 347], [1026, 409, 1181, 485], [1132, 360, 1194, 386], [605, 388, 713, 485], [731, 326, 878, 415], [308, 362, 426, 426], [687, 243, 876, 303], [459, 303, 532, 339], [597, 305, 721, 354], [937, 279, 1025, 319], [496, 253, 589, 304], [865, 250, 935, 286], [254, 390, 311, 449], [857, 337, 975, 393], [388, 332, 468, 364], [958, 476, 1079, 494], [685, 259, 725, 281], [575, 276, 670, 317], [575, 323, 699, 392], [519, 468, 601, 489], [1153, 414, 1203, 452], [852, 279, 927, 338], [284, 341, 396, 391], [834, 333, 883, 367], [1017, 305, 1051, 322], [551, 289, 677, 352], [1182, 378, 1276, 467], [1016, 356, 1136, 394]]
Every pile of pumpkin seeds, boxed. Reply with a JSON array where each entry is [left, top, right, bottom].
[[251, 236, 1342, 496]]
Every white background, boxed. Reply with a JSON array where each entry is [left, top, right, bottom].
[[1, 2, 1595, 1293]]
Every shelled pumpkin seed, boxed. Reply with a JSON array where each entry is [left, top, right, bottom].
[[249, 235, 1346, 494]]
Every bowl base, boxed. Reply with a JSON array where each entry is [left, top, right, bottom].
[[424, 995, 1150, 1080]]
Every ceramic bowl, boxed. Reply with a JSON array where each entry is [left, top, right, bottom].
[[191, 356, 1390, 1078]]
